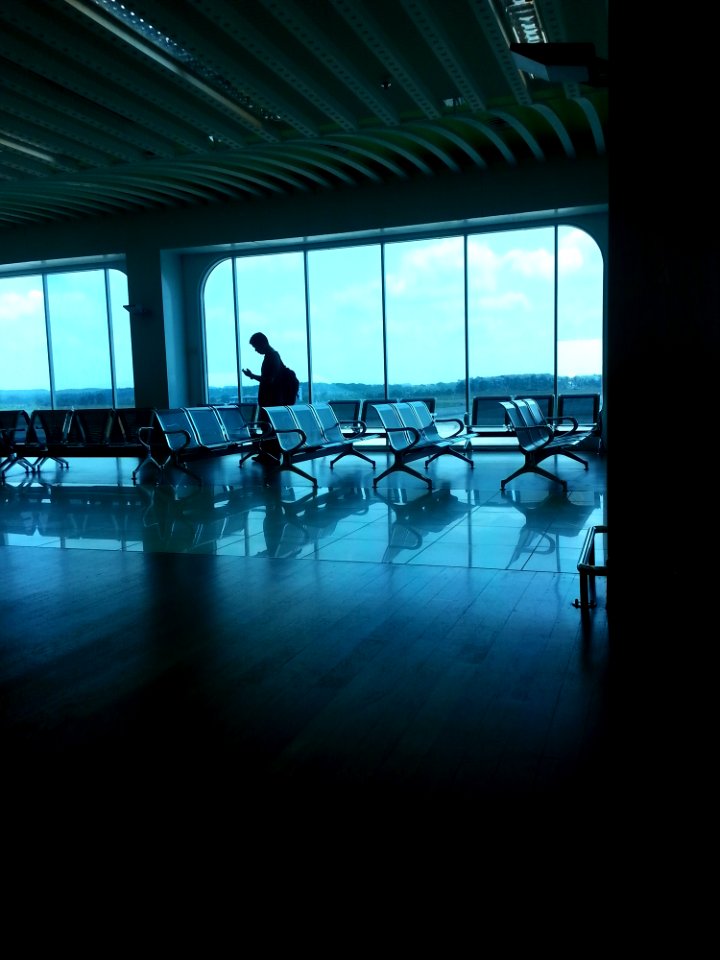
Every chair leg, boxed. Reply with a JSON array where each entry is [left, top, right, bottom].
[[238, 448, 258, 467], [448, 447, 474, 466], [1, 455, 32, 477], [501, 462, 567, 491], [559, 450, 589, 468], [132, 452, 168, 482], [330, 449, 376, 468], [529, 465, 567, 489], [34, 455, 69, 470], [281, 462, 318, 486], [425, 448, 473, 468], [373, 460, 432, 490]]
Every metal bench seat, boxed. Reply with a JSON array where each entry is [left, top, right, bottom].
[[499, 399, 591, 491], [371, 400, 473, 490], [260, 401, 375, 486], [134, 405, 264, 480]]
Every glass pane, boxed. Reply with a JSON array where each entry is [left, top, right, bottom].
[[0, 274, 50, 410], [384, 236, 466, 419], [235, 252, 308, 403], [108, 268, 134, 406], [46, 270, 112, 407], [204, 258, 239, 404], [467, 227, 555, 401], [557, 226, 603, 400], [306, 245, 384, 402]]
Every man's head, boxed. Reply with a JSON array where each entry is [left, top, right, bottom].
[[249, 332, 269, 354]]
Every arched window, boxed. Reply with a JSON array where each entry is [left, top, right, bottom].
[[203, 224, 603, 419]]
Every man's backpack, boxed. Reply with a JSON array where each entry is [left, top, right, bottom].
[[279, 365, 300, 404]]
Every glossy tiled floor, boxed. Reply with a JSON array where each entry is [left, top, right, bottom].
[[0, 443, 606, 574], [2, 442, 612, 822]]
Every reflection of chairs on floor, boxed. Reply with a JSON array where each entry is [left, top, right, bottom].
[[263, 485, 374, 556], [0, 480, 41, 538], [140, 480, 268, 553], [259, 502, 309, 558], [375, 486, 468, 561], [284, 486, 372, 536], [504, 488, 602, 567], [45, 484, 149, 544], [7, 482, 152, 546]]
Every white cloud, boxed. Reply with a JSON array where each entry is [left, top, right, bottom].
[[479, 291, 531, 311]]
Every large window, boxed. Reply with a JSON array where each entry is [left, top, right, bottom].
[[204, 224, 603, 418], [0, 226, 602, 417], [385, 236, 466, 417], [467, 228, 555, 400], [0, 266, 132, 410], [307, 245, 384, 400], [235, 252, 308, 403], [0, 274, 50, 411], [556, 226, 603, 390]]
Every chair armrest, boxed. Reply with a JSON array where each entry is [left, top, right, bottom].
[[435, 417, 465, 439], [247, 419, 273, 437], [466, 423, 512, 434], [164, 427, 193, 451], [548, 415, 579, 435], [138, 424, 193, 453], [507, 422, 551, 447], [338, 418, 369, 438], [137, 425, 154, 451], [272, 426, 307, 453]]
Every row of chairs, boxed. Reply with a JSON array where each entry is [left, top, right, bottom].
[[139, 404, 267, 480], [1, 406, 156, 478], [2, 394, 602, 484], [327, 393, 600, 441], [465, 392, 601, 438], [326, 397, 436, 437], [0, 404, 266, 482], [498, 397, 596, 491]]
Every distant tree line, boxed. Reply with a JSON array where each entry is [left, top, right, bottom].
[[2, 375, 601, 410], [0, 387, 135, 409]]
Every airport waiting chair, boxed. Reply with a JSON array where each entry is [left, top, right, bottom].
[[499, 400, 589, 491], [399, 396, 436, 413], [465, 395, 514, 438], [359, 398, 393, 437], [371, 400, 472, 490], [0, 409, 38, 478], [211, 403, 268, 466], [557, 392, 601, 427], [27, 409, 73, 470], [260, 401, 375, 486]]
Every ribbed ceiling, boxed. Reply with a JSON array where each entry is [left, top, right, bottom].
[[0, 0, 608, 228]]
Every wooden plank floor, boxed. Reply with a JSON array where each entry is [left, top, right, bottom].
[[1, 445, 614, 827]]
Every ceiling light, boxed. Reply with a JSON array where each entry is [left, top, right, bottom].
[[442, 97, 466, 110], [495, 0, 547, 44], [63, 0, 273, 128], [0, 136, 57, 164], [510, 42, 605, 84]]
